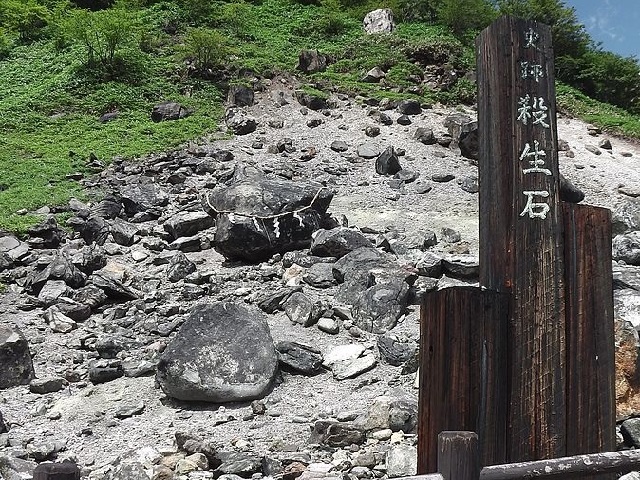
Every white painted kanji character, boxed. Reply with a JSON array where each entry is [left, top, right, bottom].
[[520, 191, 550, 219], [520, 61, 544, 82], [517, 95, 550, 128], [524, 27, 539, 48], [520, 140, 551, 175], [517, 94, 532, 124], [531, 97, 549, 128]]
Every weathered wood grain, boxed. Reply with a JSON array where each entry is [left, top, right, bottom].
[[418, 288, 508, 473], [563, 203, 615, 463], [476, 16, 565, 461]]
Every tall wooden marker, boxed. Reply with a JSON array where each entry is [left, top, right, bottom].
[[477, 16, 565, 461], [418, 15, 615, 472]]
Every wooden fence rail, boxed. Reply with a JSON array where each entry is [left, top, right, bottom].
[[404, 432, 640, 480]]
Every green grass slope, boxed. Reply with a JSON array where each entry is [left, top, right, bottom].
[[0, 0, 638, 233]]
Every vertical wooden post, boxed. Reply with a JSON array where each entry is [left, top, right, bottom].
[[563, 204, 615, 459], [477, 17, 566, 461], [418, 288, 508, 472], [437, 431, 480, 480], [33, 462, 81, 480]]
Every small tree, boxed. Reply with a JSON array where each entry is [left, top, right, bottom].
[[184, 27, 229, 71], [64, 7, 139, 67]]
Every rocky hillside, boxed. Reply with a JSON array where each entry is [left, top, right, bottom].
[[2, 73, 640, 480]]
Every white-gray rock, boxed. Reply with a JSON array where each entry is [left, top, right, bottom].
[[332, 354, 377, 380], [386, 445, 417, 478], [363, 8, 395, 34], [323, 344, 366, 367]]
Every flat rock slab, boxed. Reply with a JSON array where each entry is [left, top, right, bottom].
[[332, 354, 377, 380], [157, 302, 278, 402]]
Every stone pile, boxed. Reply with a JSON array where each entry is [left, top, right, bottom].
[[1, 68, 640, 479]]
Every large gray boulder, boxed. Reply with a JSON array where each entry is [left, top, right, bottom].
[[352, 281, 410, 334], [119, 183, 169, 217], [203, 170, 333, 262], [613, 199, 640, 235], [332, 247, 416, 333], [296, 50, 329, 74], [363, 8, 395, 34], [0, 325, 34, 389], [156, 303, 278, 402]]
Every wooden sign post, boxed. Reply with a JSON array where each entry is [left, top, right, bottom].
[[418, 16, 615, 472], [477, 16, 566, 462]]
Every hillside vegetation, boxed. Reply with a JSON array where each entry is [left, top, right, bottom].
[[0, 0, 639, 232]]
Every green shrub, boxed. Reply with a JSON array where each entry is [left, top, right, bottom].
[[496, 0, 590, 60], [291, 10, 351, 39], [218, 1, 254, 38], [560, 50, 640, 115], [63, 7, 141, 69], [396, 0, 439, 23], [403, 35, 464, 68], [0, 29, 14, 59], [436, 0, 496, 36], [184, 27, 230, 71], [385, 61, 423, 86], [0, 0, 51, 42], [178, 0, 213, 21], [437, 77, 476, 104]]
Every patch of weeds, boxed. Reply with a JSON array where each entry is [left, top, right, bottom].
[[385, 61, 423, 87], [437, 78, 476, 105], [556, 83, 640, 138]]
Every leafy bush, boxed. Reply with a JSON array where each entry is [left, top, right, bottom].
[[178, 0, 213, 21], [436, 0, 496, 36], [496, 0, 590, 59], [403, 34, 465, 68], [217, 1, 254, 38], [0, 0, 51, 42], [291, 9, 352, 39], [184, 27, 230, 71], [0, 29, 14, 59], [396, 0, 439, 23], [63, 7, 141, 69], [560, 50, 640, 115], [69, 0, 114, 10]]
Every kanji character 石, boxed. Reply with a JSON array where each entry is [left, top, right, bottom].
[[520, 140, 551, 175], [520, 191, 550, 219]]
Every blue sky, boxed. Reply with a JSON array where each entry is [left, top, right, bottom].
[[562, 0, 640, 60]]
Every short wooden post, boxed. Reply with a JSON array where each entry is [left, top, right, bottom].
[[418, 288, 508, 472], [477, 16, 566, 461], [563, 204, 615, 461], [33, 462, 81, 480], [438, 431, 480, 480]]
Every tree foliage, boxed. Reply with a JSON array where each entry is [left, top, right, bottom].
[[436, 0, 497, 35], [496, 0, 639, 114], [63, 7, 140, 67], [184, 27, 230, 72], [0, 0, 51, 42], [496, 0, 590, 59]]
